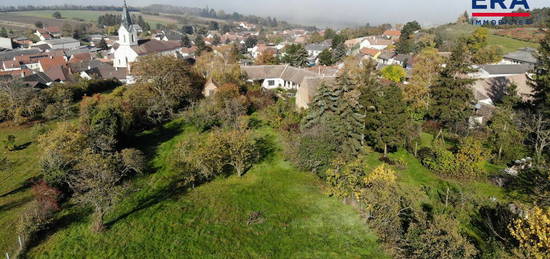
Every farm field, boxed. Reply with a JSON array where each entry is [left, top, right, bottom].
[[3, 10, 177, 29]]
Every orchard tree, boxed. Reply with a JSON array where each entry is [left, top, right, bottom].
[[132, 55, 204, 121]]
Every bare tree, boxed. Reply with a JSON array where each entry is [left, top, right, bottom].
[[522, 113, 550, 164], [69, 150, 128, 232]]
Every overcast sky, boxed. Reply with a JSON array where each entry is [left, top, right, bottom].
[[7, 0, 550, 27]]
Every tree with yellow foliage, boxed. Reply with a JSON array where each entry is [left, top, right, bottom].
[[509, 206, 550, 259]]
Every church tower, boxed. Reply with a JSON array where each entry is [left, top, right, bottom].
[[118, 0, 138, 46]]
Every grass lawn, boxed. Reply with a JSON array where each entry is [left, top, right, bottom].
[[10, 10, 175, 29], [27, 119, 386, 258], [487, 34, 539, 53], [0, 122, 50, 255]]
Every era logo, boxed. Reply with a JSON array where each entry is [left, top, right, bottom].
[[472, 0, 530, 9]]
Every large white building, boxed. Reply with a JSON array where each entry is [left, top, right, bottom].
[[113, 0, 182, 68]]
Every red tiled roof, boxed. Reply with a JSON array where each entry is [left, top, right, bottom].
[[383, 30, 401, 37], [2, 60, 19, 69], [38, 56, 67, 71], [44, 65, 70, 81], [360, 48, 380, 57], [0, 69, 32, 78], [69, 52, 92, 64], [45, 26, 61, 33]]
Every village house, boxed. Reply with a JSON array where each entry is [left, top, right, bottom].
[[468, 64, 534, 125], [382, 30, 401, 41], [113, 0, 182, 69], [0, 37, 13, 50], [305, 40, 331, 59], [34, 26, 62, 41], [36, 38, 81, 50], [241, 64, 337, 109], [501, 48, 537, 65]]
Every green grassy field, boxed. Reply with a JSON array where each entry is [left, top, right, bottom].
[[10, 10, 175, 29], [487, 34, 539, 53], [22, 119, 386, 258], [0, 122, 50, 255]]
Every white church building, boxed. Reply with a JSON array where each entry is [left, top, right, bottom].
[[113, 0, 183, 69]]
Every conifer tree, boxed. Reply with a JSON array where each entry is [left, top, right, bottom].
[[429, 40, 475, 133], [362, 84, 409, 156], [302, 60, 366, 154], [530, 21, 550, 117]]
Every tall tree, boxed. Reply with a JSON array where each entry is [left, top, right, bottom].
[[429, 40, 475, 133], [362, 84, 409, 156], [396, 21, 421, 54], [318, 48, 333, 66], [530, 21, 550, 117], [281, 44, 308, 67], [404, 47, 443, 120]]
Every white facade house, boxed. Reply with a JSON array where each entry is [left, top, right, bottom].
[[359, 36, 392, 50]]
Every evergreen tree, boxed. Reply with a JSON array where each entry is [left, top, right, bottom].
[[302, 59, 368, 155], [281, 44, 308, 67], [332, 43, 347, 63], [181, 35, 192, 48], [195, 34, 207, 53], [362, 84, 409, 156], [396, 21, 421, 54], [318, 48, 333, 66], [429, 40, 475, 133], [530, 21, 550, 117]]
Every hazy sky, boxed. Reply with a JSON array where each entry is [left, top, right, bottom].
[[7, 0, 550, 27]]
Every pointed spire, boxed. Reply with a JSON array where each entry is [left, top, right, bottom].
[[121, 0, 133, 29]]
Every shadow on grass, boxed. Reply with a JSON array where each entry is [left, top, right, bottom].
[[122, 119, 187, 161], [0, 176, 41, 198], [0, 196, 33, 213], [25, 206, 91, 253], [105, 177, 190, 229], [12, 142, 32, 151]]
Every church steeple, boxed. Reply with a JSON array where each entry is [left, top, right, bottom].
[[118, 0, 138, 46], [121, 0, 133, 29]]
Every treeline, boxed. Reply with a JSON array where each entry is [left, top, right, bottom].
[[0, 5, 137, 12], [97, 14, 151, 31], [141, 4, 291, 28]]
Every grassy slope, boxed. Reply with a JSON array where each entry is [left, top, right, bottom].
[[10, 10, 175, 28], [0, 123, 46, 255], [487, 34, 539, 53], [435, 23, 539, 53], [27, 119, 386, 258]]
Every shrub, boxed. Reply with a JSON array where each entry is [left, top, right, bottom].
[[405, 215, 478, 258]]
